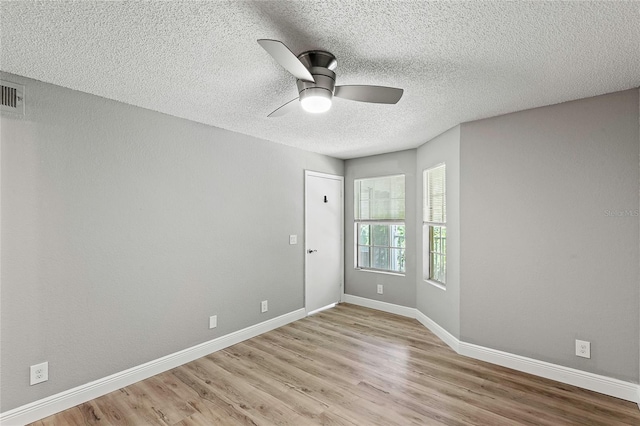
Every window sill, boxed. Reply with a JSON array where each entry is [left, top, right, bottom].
[[424, 279, 446, 291], [356, 268, 405, 277]]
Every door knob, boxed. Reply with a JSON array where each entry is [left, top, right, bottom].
[[307, 249, 317, 253]]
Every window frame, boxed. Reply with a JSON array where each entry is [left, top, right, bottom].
[[354, 174, 406, 275], [423, 164, 447, 287]]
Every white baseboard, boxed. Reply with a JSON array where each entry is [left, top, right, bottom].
[[0, 308, 306, 426], [342, 294, 416, 318], [459, 341, 639, 403], [414, 310, 460, 352], [307, 303, 336, 316], [343, 294, 639, 406]]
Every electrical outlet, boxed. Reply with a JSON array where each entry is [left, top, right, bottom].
[[377, 284, 383, 294], [289, 235, 297, 245], [261, 300, 268, 313], [209, 315, 217, 329], [575, 339, 591, 359], [30, 362, 48, 385]]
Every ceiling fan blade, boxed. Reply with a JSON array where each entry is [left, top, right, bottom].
[[268, 97, 299, 117], [334, 85, 404, 104], [258, 39, 315, 83]]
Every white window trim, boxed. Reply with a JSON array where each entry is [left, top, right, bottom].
[[357, 268, 405, 277], [424, 278, 447, 290]]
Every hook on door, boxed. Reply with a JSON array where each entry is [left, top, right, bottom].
[[324, 195, 328, 203]]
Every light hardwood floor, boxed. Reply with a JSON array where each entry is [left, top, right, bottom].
[[31, 303, 640, 425]]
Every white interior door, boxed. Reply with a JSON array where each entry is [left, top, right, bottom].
[[305, 171, 343, 314]]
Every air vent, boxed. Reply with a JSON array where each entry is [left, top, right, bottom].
[[1, 80, 25, 115]]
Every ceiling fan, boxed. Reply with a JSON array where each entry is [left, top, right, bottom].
[[258, 39, 404, 117]]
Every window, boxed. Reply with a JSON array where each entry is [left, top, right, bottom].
[[354, 175, 405, 273], [424, 164, 446, 285]]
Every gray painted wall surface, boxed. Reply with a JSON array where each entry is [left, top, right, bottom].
[[0, 73, 343, 411], [459, 89, 639, 382], [416, 126, 460, 338], [344, 150, 417, 308]]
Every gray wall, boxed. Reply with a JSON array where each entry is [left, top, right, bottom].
[[344, 150, 417, 308], [459, 89, 639, 382], [0, 72, 343, 412], [416, 126, 460, 338]]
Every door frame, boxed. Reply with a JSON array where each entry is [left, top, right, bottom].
[[304, 170, 344, 315]]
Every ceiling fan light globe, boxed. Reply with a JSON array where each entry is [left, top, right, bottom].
[[301, 96, 331, 113], [299, 88, 332, 114]]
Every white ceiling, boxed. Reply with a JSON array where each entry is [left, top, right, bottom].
[[1, 1, 639, 159]]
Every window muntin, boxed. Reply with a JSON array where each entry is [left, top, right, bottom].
[[354, 175, 405, 274], [424, 165, 446, 285]]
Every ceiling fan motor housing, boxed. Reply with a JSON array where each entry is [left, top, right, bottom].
[[296, 50, 337, 103]]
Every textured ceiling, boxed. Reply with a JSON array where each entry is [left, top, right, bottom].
[[1, 1, 639, 159]]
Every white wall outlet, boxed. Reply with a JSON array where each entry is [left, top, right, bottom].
[[261, 300, 268, 313], [289, 235, 297, 245], [30, 362, 48, 385], [209, 315, 217, 329], [377, 284, 383, 294], [575, 339, 591, 358]]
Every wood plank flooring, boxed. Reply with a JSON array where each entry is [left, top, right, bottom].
[[31, 303, 640, 425]]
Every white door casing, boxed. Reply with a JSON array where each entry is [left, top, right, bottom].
[[305, 171, 343, 314]]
